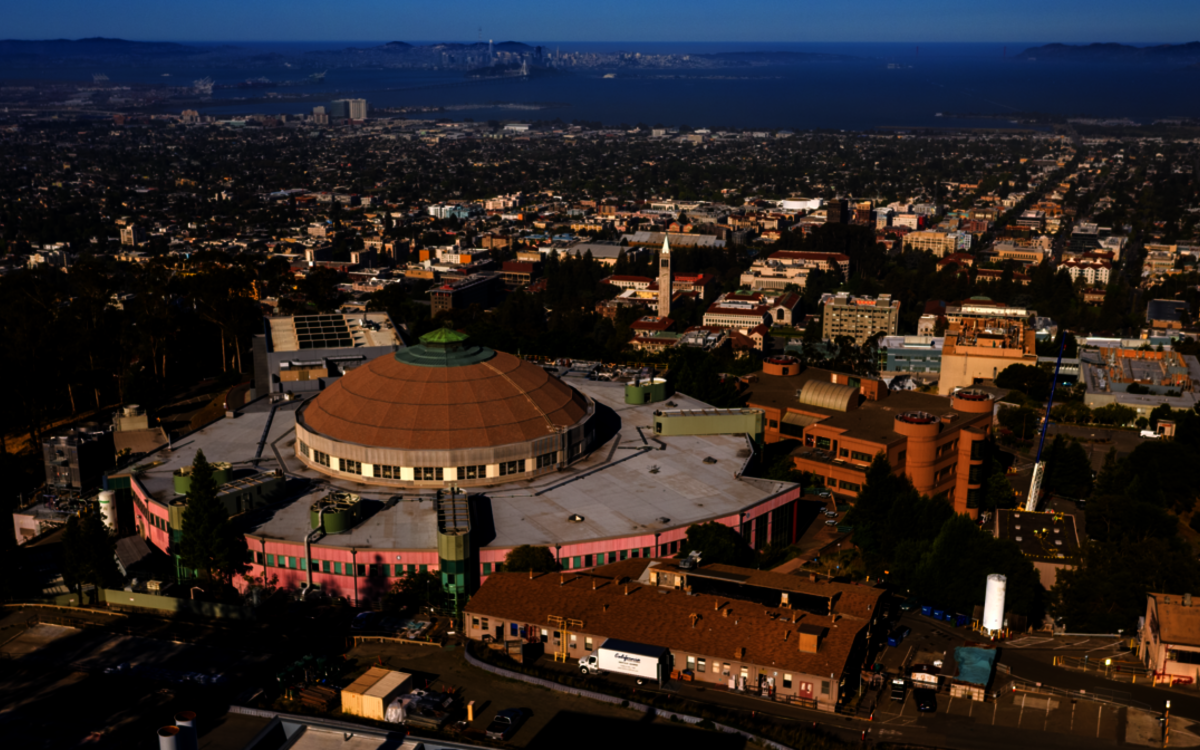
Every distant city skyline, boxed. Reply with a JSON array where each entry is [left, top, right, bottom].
[[6, 0, 1199, 44]]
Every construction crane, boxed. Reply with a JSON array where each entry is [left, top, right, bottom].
[[1025, 334, 1069, 511]]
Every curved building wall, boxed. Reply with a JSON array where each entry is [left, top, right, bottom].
[[294, 397, 597, 489]]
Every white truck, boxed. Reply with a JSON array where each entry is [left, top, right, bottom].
[[577, 638, 670, 686]]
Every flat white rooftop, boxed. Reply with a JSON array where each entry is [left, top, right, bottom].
[[130, 375, 793, 552]]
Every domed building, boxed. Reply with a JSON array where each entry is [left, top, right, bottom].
[[294, 328, 597, 488]]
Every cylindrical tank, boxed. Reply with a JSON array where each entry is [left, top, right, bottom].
[[98, 490, 117, 531], [625, 378, 669, 405], [174, 711, 198, 750], [983, 574, 1007, 632], [158, 726, 181, 750]]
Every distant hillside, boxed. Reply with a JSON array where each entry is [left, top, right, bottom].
[[694, 50, 862, 64], [1016, 42, 1200, 63], [0, 37, 202, 57]]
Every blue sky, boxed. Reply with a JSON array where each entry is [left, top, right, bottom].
[[7, 0, 1199, 43]]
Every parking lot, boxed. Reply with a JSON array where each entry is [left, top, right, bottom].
[[344, 641, 730, 748]]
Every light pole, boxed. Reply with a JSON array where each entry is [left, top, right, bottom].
[[1105, 657, 1113, 679]]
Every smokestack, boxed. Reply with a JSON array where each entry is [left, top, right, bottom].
[[158, 727, 181, 750], [174, 712, 198, 750]]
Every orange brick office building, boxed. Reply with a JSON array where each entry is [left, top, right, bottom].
[[746, 357, 995, 517]]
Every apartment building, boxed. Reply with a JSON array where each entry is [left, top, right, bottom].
[[820, 293, 900, 346]]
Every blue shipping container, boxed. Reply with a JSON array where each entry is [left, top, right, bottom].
[[921, 606, 933, 617], [954, 614, 970, 627]]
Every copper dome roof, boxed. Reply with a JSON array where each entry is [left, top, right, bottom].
[[300, 331, 589, 451]]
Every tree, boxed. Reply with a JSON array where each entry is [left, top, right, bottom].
[[386, 570, 446, 612], [995, 364, 1051, 401], [61, 510, 121, 604], [504, 545, 559, 573], [680, 522, 755, 567], [1041, 435, 1093, 499], [178, 450, 248, 590]]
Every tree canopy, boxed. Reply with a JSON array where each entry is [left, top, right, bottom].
[[504, 545, 559, 573], [178, 449, 248, 590], [681, 522, 755, 567]]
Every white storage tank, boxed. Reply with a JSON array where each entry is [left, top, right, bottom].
[[982, 574, 1006, 633], [98, 490, 117, 531]]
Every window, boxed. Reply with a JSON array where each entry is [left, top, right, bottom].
[[313, 450, 330, 467], [584, 637, 593, 650], [255, 552, 263, 565], [265, 554, 275, 567], [407, 564, 416, 574], [839, 448, 849, 457], [1168, 649, 1200, 665], [643, 547, 651, 558], [821, 680, 831, 695], [851, 451, 872, 462], [356, 564, 366, 576], [458, 465, 485, 480], [333, 561, 342, 575], [481, 618, 489, 631], [536, 451, 558, 469], [472, 617, 480, 628], [686, 656, 696, 671], [783, 673, 793, 689], [697, 658, 706, 673], [298, 441, 309, 457], [419, 564, 428, 573], [417, 467, 444, 481], [584, 554, 593, 567], [815, 437, 831, 450], [573, 556, 581, 569], [898, 450, 906, 464], [499, 460, 523, 476], [838, 480, 861, 492], [619, 550, 628, 561], [378, 465, 400, 479], [769, 419, 779, 428], [482, 562, 492, 575], [510, 623, 519, 637], [670, 540, 679, 554], [288, 556, 297, 569]]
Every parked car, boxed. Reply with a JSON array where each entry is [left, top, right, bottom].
[[914, 687, 937, 712], [824, 510, 838, 518], [898, 600, 917, 612], [817, 489, 832, 498], [890, 678, 907, 701], [485, 708, 527, 741], [824, 519, 838, 526]]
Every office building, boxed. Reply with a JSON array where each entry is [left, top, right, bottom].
[[820, 293, 900, 346], [251, 312, 403, 395], [938, 317, 1038, 395], [42, 426, 115, 491], [1139, 593, 1200, 686], [427, 271, 501, 315], [877, 336, 944, 375], [746, 363, 996, 516]]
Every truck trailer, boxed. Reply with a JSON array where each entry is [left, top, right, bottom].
[[578, 638, 670, 686]]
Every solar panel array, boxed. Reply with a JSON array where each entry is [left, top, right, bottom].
[[293, 315, 354, 350]]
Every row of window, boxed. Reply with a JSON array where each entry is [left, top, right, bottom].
[[254, 551, 428, 577], [838, 480, 861, 492], [148, 514, 168, 532], [299, 442, 557, 481]]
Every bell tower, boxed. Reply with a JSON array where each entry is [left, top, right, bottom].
[[657, 236, 671, 318]]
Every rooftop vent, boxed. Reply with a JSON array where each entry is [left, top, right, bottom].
[[897, 411, 939, 425], [567, 514, 585, 523]]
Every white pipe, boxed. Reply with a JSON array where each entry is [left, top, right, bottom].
[[158, 726, 181, 750]]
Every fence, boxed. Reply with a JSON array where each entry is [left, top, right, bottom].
[[1053, 654, 1152, 683], [999, 678, 1151, 712], [462, 646, 795, 750]]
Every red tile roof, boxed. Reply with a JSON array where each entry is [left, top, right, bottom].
[[465, 562, 871, 679]]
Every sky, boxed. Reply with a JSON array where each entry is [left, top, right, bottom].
[[6, 0, 1200, 44]]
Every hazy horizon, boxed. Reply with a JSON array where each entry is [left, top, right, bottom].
[[7, 0, 1200, 45]]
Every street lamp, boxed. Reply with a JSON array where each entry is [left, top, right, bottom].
[[1105, 657, 1112, 679]]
